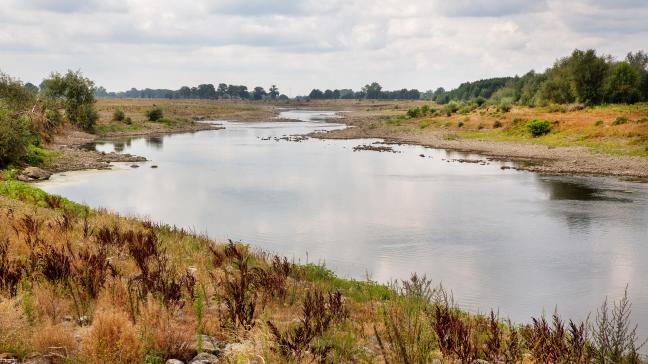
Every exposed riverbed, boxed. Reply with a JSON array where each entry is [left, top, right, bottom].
[[38, 110, 648, 334]]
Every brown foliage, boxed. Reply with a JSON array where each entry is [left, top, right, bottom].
[[80, 309, 144, 364]]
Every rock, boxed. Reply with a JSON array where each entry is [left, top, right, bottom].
[[190, 352, 219, 364], [17, 174, 33, 182], [21, 167, 52, 180], [165, 360, 184, 364], [197, 335, 222, 355], [151, 165, 158, 168], [130, 164, 140, 168]]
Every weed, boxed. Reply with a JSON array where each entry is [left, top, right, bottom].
[[613, 116, 629, 125]]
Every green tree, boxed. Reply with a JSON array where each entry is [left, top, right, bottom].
[[268, 85, 279, 100], [252, 86, 266, 100], [362, 82, 383, 99], [41, 70, 98, 131], [568, 49, 609, 105], [0, 104, 30, 167], [0, 71, 36, 110], [605, 62, 641, 104]]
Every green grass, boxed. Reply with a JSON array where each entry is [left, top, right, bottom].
[[0, 180, 86, 214], [24, 145, 59, 167], [299, 263, 394, 302]]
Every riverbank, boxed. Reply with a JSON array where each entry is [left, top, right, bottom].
[[0, 180, 644, 363], [305, 100, 648, 179]]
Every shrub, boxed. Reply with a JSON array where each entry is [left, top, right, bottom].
[[124, 117, 132, 125], [31, 323, 76, 356], [140, 299, 195, 362], [146, 106, 163, 122], [595, 120, 605, 127], [612, 116, 629, 125], [112, 109, 125, 122], [497, 101, 512, 113], [457, 121, 464, 128], [406, 107, 421, 118], [0, 108, 30, 167], [527, 120, 551, 137], [443, 101, 460, 116], [493, 120, 503, 128], [477, 123, 485, 130], [81, 309, 144, 363], [420, 105, 430, 115]]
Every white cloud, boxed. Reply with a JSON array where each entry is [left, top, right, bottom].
[[0, 0, 646, 95]]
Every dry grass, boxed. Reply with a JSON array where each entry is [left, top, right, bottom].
[[80, 309, 144, 364]]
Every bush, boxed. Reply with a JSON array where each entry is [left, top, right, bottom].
[[112, 108, 125, 122], [497, 101, 512, 113], [527, 120, 551, 137], [0, 108, 30, 167], [457, 121, 464, 128], [41, 70, 98, 131], [443, 101, 460, 116], [146, 106, 163, 122], [595, 120, 605, 126], [612, 116, 628, 125], [406, 107, 421, 118], [124, 117, 132, 125], [420, 105, 430, 115], [81, 309, 144, 363], [493, 120, 503, 128]]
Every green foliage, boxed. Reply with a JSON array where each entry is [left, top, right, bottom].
[[605, 62, 641, 104], [41, 70, 98, 131], [612, 116, 629, 125], [0, 71, 36, 110], [0, 180, 85, 213], [418, 120, 432, 129], [568, 49, 609, 105], [24, 145, 56, 166], [595, 120, 605, 127], [112, 108, 125, 122], [497, 100, 512, 113], [443, 101, 460, 116], [527, 120, 552, 137], [146, 106, 164, 121], [406, 107, 421, 118], [0, 106, 30, 167]]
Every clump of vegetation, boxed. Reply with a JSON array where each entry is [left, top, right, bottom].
[[613, 116, 629, 125], [595, 120, 605, 126], [527, 119, 552, 137], [41, 70, 98, 131], [112, 108, 125, 122], [493, 120, 503, 128], [457, 121, 464, 128], [497, 100, 512, 113], [146, 106, 164, 122]]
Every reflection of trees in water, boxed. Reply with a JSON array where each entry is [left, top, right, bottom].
[[538, 178, 632, 203], [146, 136, 164, 150], [112, 139, 132, 153], [537, 177, 633, 232]]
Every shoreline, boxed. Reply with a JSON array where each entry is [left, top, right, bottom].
[[311, 112, 648, 181]]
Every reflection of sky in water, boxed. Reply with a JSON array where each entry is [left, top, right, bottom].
[[40, 111, 648, 335]]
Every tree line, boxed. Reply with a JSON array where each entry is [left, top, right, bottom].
[[96, 83, 286, 101], [304, 82, 421, 100], [429, 49, 648, 106]]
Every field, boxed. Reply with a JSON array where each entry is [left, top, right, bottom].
[[92, 99, 280, 136]]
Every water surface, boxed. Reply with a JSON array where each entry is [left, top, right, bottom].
[[40, 111, 648, 332]]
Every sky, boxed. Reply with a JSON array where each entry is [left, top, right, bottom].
[[1, 0, 647, 96]]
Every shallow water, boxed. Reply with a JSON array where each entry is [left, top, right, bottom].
[[39, 110, 648, 331]]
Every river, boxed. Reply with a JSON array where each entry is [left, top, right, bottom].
[[39, 110, 648, 333]]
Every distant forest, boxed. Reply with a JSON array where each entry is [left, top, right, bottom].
[[95, 49, 648, 106]]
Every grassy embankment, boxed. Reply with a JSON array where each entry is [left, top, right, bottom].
[[92, 99, 281, 136], [0, 179, 645, 363], [366, 101, 648, 157]]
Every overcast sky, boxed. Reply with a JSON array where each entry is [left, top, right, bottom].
[[1, 0, 647, 96]]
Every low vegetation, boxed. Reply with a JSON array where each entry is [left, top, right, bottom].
[[0, 181, 645, 363]]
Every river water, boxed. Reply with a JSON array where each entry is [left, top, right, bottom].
[[39, 110, 648, 332]]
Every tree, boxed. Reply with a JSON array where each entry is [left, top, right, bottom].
[[268, 85, 279, 100], [308, 89, 324, 99], [217, 83, 228, 98], [0, 105, 30, 167], [605, 62, 641, 104], [362, 82, 383, 99], [568, 49, 609, 105], [197, 84, 217, 99], [41, 70, 98, 131], [0, 71, 36, 110], [252, 86, 267, 100]]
